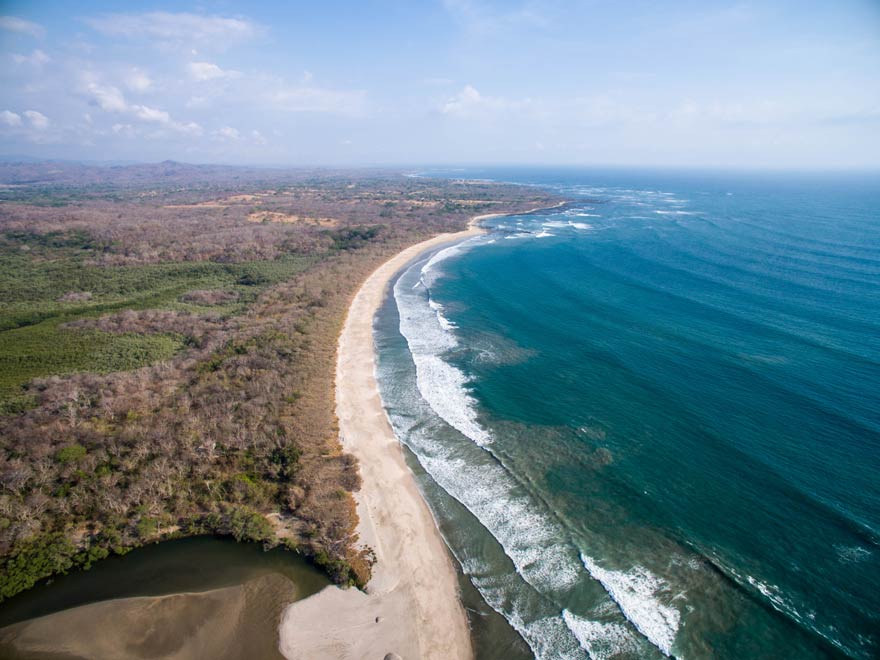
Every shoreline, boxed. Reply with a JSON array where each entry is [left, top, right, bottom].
[[278, 219, 487, 660], [278, 203, 564, 659]]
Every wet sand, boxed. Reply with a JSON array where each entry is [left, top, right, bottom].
[[0, 573, 298, 660]]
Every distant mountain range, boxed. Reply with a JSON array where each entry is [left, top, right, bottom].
[[0, 159, 389, 187]]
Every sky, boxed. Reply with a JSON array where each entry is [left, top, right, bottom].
[[0, 0, 879, 168]]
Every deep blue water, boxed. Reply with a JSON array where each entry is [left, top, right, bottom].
[[375, 168, 879, 660]]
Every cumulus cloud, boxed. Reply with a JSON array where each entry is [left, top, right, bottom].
[[11, 49, 50, 66], [442, 84, 483, 115], [188, 61, 240, 82], [131, 105, 171, 123], [442, 84, 528, 118], [0, 16, 45, 38], [85, 82, 128, 112], [0, 110, 22, 127], [85, 12, 258, 49], [83, 79, 201, 135], [23, 110, 49, 129]]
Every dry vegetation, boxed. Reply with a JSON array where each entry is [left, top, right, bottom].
[[0, 162, 560, 601]]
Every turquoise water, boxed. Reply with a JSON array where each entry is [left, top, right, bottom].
[[375, 169, 879, 659]]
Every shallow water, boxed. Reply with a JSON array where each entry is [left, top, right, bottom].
[[375, 168, 880, 659], [0, 535, 329, 627]]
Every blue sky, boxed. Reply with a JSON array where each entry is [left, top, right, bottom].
[[1, 0, 878, 167]]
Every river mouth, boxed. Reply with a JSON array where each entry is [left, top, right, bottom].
[[0, 536, 330, 659]]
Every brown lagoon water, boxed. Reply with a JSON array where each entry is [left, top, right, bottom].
[[0, 536, 329, 659]]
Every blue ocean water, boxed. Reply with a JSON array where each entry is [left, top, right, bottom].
[[374, 168, 880, 659]]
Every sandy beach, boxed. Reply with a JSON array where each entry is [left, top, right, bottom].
[[0, 574, 302, 660], [278, 218, 493, 660]]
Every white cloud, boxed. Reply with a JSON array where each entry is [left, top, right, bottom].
[[11, 49, 50, 66], [112, 123, 135, 136], [85, 12, 258, 49], [125, 68, 152, 92], [132, 105, 171, 123], [83, 79, 202, 135], [188, 61, 240, 82], [180, 69, 366, 117], [85, 82, 128, 112], [0, 110, 22, 127], [442, 84, 482, 115], [251, 129, 266, 144], [217, 126, 240, 140], [23, 110, 49, 129], [442, 84, 528, 118], [0, 16, 45, 38], [173, 121, 203, 136]]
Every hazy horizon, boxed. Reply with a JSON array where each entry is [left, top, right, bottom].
[[1, 1, 879, 169]]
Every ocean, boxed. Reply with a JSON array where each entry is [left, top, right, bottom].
[[373, 168, 880, 660]]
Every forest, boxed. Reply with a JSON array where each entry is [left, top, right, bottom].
[[0, 162, 559, 601]]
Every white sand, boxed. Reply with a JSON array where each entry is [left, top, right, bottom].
[[278, 220, 490, 660]]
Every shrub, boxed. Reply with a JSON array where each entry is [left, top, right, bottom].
[[0, 533, 77, 600], [55, 443, 87, 464]]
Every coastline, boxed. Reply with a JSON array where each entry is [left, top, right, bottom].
[[278, 217, 490, 660]]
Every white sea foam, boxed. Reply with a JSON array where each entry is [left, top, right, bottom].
[[392, 243, 698, 660], [428, 299, 457, 330], [834, 544, 872, 563], [543, 220, 594, 231], [563, 610, 642, 660], [416, 450, 581, 592], [745, 574, 817, 629], [535, 230, 555, 238], [389, 252, 601, 659], [397, 318, 492, 446], [450, 548, 588, 659], [654, 210, 698, 216], [392, 422, 590, 659], [401, 244, 494, 446], [420, 242, 467, 287], [580, 554, 681, 657], [741, 574, 856, 658]]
